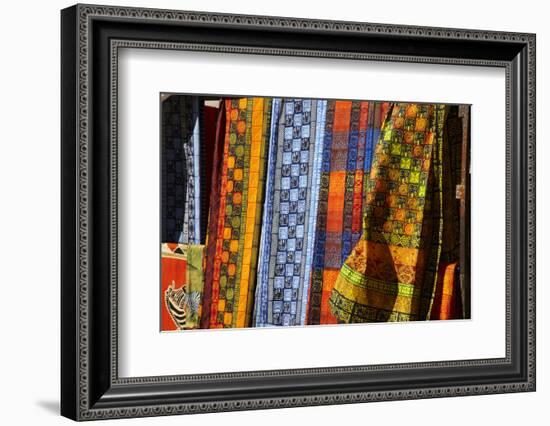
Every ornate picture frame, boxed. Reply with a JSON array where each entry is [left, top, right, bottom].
[[61, 3, 536, 420]]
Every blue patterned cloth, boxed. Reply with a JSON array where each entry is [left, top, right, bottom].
[[180, 97, 201, 244], [253, 99, 327, 326], [161, 95, 201, 244]]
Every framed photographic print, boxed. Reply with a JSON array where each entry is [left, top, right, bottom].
[[61, 3, 536, 421]]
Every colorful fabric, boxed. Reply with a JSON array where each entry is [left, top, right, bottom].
[[329, 103, 451, 322], [307, 101, 389, 325], [207, 98, 272, 328], [254, 99, 327, 327], [161, 96, 201, 244], [164, 96, 467, 330], [253, 99, 281, 327]]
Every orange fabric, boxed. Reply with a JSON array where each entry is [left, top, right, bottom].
[[329, 103, 449, 323], [319, 101, 352, 324], [208, 98, 271, 328], [431, 262, 460, 320], [308, 101, 388, 325]]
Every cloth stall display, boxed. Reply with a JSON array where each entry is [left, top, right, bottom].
[[160, 95, 469, 331]]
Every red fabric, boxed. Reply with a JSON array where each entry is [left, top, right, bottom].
[[200, 102, 226, 329], [203, 105, 218, 216]]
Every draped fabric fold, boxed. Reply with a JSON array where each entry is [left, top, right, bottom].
[[253, 99, 326, 327], [328, 103, 457, 323]]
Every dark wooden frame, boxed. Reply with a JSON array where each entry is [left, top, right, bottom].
[[61, 3, 536, 421]]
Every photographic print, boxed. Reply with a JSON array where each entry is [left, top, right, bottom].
[[160, 95, 471, 331]]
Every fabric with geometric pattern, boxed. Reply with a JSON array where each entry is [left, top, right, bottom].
[[207, 98, 272, 328], [329, 103, 452, 322]]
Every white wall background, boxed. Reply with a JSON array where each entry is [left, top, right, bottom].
[[0, 0, 546, 424]]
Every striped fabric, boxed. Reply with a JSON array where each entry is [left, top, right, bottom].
[[307, 101, 389, 325], [207, 98, 272, 328]]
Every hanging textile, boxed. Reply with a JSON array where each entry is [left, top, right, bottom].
[[306, 101, 389, 325], [206, 97, 272, 328], [328, 103, 452, 322], [161, 95, 202, 244], [200, 104, 220, 242], [184, 97, 202, 244], [200, 102, 226, 329], [161, 96, 187, 243], [253, 99, 327, 327]]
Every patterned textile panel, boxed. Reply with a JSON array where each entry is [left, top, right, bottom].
[[207, 98, 272, 328], [329, 103, 452, 323], [254, 99, 327, 327], [161, 97, 187, 244], [161, 95, 202, 244], [307, 101, 389, 325]]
